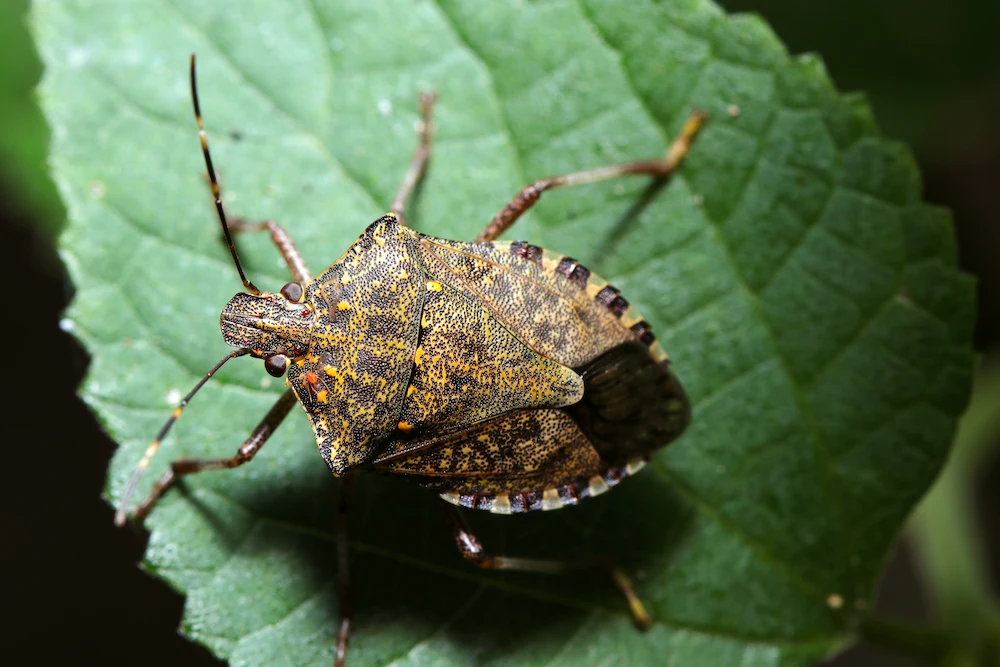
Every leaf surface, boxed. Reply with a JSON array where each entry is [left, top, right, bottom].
[[36, 0, 975, 665]]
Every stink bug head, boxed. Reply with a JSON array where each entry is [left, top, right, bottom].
[[220, 290, 317, 365]]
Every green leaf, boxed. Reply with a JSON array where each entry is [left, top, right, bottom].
[[36, 0, 975, 665]]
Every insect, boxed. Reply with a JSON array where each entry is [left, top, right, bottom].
[[115, 55, 704, 666]]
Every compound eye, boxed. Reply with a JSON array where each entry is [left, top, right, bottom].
[[264, 354, 289, 378], [280, 281, 304, 303]]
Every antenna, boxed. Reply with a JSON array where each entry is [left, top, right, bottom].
[[190, 54, 260, 295], [115, 347, 250, 526]]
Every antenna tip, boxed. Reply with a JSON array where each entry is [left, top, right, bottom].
[[113, 508, 128, 527]]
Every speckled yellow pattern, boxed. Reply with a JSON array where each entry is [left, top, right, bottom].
[[417, 237, 634, 368], [397, 281, 582, 437], [375, 409, 604, 494], [286, 215, 425, 474], [224, 213, 689, 510]]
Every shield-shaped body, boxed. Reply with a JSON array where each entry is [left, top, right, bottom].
[[273, 213, 689, 514]]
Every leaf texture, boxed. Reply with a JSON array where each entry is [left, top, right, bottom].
[[36, 0, 976, 664]]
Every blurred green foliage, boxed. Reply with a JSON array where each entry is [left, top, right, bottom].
[[0, 0, 63, 237], [720, 0, 1000, 157], [908, 360, 1000, 667]]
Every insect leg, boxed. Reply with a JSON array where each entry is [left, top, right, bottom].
[[391, 91, 438, 225], [228, 219, 311, 283], [474, 109, 707, 242], [130, 389, 298, 523], [200, 168, 311, 283], [334, 473, 356, 667], [444, 504, 652, 629]]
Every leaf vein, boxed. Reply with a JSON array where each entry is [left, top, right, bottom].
[[156, 0, 383, 214]]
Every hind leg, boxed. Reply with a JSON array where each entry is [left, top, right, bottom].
[[445, 504, 652, 629], [474, 110, 706, 242]]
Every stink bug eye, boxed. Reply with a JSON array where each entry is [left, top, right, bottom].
[[280, 281, 304, 302], [265, 354, 289, 377]]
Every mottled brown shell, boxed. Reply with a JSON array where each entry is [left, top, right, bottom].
[[285, 213, 689, 512]]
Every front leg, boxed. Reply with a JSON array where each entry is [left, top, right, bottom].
[[391, 91, 438, 225], [201, 174, 311, 283], [128, 389, 298, 523], [229, 219, 311, 284]]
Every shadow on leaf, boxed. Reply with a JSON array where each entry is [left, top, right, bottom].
[[172, 451, 695, 655]]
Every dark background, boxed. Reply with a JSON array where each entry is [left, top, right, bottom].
[[2, 1, 997, 665]]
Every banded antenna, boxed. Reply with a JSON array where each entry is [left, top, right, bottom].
[[115, 56, 258, 525], [190, 53, 260, 295]]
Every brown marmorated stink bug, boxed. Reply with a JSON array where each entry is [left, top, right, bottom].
[[115, 55, 705, 666]]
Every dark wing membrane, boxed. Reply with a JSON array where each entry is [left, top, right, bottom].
[[565, 340, 690, 464]]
